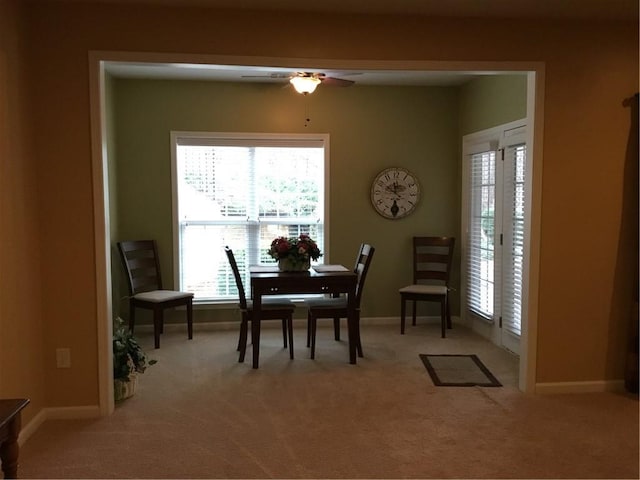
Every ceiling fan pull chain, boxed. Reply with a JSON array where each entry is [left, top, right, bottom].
[[304, 96, 311, 128]]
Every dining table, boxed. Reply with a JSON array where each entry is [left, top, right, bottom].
[[249, 264, 359, 369]]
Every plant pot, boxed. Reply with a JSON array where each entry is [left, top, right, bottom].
[[114, 373, 138, 402], [278, 257, 310, 272]]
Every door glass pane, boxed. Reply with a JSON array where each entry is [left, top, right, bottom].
[[502, 144, 526, 338], [467, 151, 495, 318]]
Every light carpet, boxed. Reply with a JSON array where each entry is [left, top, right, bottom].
[[17, 321, 640, 479]]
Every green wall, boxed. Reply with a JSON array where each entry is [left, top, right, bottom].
[[459, 74, 528, 134], [110, 74, 526, 325]]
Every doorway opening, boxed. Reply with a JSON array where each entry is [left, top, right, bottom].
[[89, 54, 544, 415]]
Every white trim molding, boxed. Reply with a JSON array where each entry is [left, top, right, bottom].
[[90, 51, 545, 416], [18, 405, 101, 446]]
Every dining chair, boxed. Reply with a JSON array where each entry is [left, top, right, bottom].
[[305, 243, 375, 359], [117, 240, 194, 349], [224, 247, 296, 362], [399, 236, 455, 338]]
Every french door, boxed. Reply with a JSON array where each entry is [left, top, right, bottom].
[[462, 121, 527, 355]]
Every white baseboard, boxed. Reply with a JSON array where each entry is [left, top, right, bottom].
[[361, 316, 464, 327], [139, 315, 461, 332], [535, 380, 626, 394], [18, 408, 47, 446], [136, 321, 238, 332], [18, 405, 101, 446], [45, 405, 102, 419]]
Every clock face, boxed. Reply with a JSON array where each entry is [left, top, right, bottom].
[[371, 167, 420, 219]]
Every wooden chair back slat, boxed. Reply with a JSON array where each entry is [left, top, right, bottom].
[[117, 240, 164, 294], [412, 236, 455, 287], [353, 243, 375, 307], [415, 271, 448, 282]]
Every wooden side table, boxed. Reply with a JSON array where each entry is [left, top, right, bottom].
[[0, 399, 29, 479]]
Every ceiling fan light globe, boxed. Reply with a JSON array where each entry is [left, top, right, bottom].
[[290, 76, 321, 94]]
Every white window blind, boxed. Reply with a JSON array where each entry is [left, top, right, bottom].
[[502, 144, 526, 336], [173, 133, 326, 301], [467, 150, 496, 319]]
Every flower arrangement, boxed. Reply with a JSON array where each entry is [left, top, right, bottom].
[[268, 234, 322, 271]]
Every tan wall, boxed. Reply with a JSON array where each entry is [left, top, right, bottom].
[[9, 2, 638, 408], [0, 0, 45, 424]]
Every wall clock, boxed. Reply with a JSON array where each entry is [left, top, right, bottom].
[[370, 167, 420, 219]]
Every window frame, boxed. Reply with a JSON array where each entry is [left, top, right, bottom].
[[170, 131, 331, 304]]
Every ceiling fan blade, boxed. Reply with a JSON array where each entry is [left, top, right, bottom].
[[241, 73, 291, 79], [322, 76, 356, 87]]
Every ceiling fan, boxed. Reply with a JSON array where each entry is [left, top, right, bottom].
[[241, 71, 356, 94]]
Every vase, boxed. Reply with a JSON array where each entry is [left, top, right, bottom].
[[278, 257, 310, 272], [114, 373, 138, 402]]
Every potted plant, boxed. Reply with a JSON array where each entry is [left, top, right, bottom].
[[113, 317, 156, 402], [267, 233, 322, 271]]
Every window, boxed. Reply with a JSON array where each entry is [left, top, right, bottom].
[[171, 132, 328, 302]]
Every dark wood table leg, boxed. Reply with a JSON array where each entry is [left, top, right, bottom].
[[0, 415, 21, 479], [252, 293, 262, 369], [0, 399, 29, 480], [347, 286, 357, 365]]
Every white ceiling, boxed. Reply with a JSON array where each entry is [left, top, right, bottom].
[[105, 63, 507, 87]]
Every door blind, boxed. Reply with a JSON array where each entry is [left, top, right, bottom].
[[501, 144, 526, 336], [466, 150, 496, 319]]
